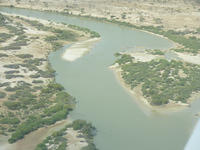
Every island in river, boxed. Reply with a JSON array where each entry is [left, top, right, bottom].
[[110, 48, 200, 111], [0, 12, 98, 150]]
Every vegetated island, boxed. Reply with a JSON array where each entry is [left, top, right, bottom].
[[111, 49, 200, 111], [0, 12, 98, 150]]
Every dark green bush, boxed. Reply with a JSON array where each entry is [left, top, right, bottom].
[[116, 54, 200, 105], [32, 80, 44, 84], [16, 54, 33, 59], [0, 53, 8, 57], [3, 64, 20, 69], [0, 92, 6, 99], [5, 74, 24, 79], [0, 117, 20, 125], [4, 101, 21, 110], [4, 70, 20, 74]]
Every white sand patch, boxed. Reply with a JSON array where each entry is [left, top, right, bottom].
[[127, 52, 161, 62], [175, 52, 200, 65], [62, 38, 100, 62]]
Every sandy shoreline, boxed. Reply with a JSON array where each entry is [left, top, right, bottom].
[[62, 38, 100, 62], [110, 65, 190, 113]]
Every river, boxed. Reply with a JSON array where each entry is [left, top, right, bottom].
[[0, 7, 200, 150]]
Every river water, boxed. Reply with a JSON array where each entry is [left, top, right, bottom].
[[0, 7, 200, 150]]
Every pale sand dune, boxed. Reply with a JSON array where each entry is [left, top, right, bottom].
[[62, 38, 100, 61]]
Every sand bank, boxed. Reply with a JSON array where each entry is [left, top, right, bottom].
[[62, 38, 100, 62]]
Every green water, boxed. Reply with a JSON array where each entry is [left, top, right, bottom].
[[0, 7, 199, 150]]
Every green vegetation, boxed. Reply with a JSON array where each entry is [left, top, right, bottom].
[[3, 64, 20, 69], [32, 80, 44, 84], [1, 62, 73, 138], [52, 28, 77, 41], [5, 74, 24, 79], [19, 19, 52, 31], [197, 27, 200, 33], [44, 29, 77, 42], [0, 16, 29, 51], [0, 45, 21, 50], [8, 89, 36, 101], [4, 101, 22, 110], [35, 120, 97, 150], [0, 14, 78, 52], [146, 49, 165, 55], [0, 53, 8, 57], [0, 91, 6, 99], [4, 70, 20, 74], [0, 33, 13, 43], [4, 81, 32, 93], [116, 54, 200, 105], [72, 120, 96, 140], [7, 82, 75, 143], [35, 127, 67, 150], [0, 13, 6, 25], [0, 117, 20, 125], [44, 28, 77, 50], [139, 27, 200, 53], [0, 82, 10, 87], [121, 13, 126, 19], [82, 144, 98, 150], [0, 13, 98, 149], [68, 24, 100, 38], [20, 58, 46, 73], [51, 42, 63, 51], [17, 17, 79, 50], [16, 54, 33, 59]]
